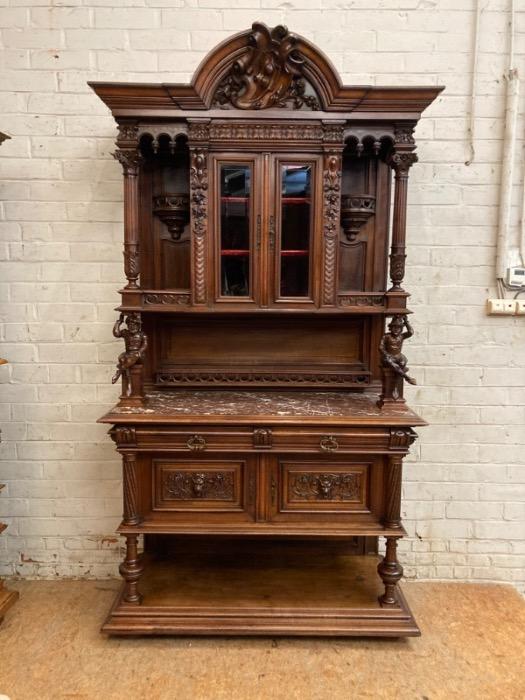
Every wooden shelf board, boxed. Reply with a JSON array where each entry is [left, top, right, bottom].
[[116, 523, 407, 538], [102, 539, 419, 637]]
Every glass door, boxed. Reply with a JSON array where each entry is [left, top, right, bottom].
[[213, 156, 261, 304], [270, 156, 320, 306]]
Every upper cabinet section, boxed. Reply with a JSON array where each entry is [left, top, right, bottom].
[[93, 23, 443, 315]]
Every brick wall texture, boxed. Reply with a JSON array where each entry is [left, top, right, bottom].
[[0, 0, 524, 592]]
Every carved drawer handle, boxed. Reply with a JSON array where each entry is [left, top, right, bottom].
[[187, 434, 207, 451], [320, 435, 339, 452]]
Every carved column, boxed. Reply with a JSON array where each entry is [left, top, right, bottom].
[[123, 453, 140, 526], [387, 124, 418, 292], [119, 534, 144, 604], [114, 122, 142, 290], [377, 536, 403, 607], [383, 454, 403, 530], [188, 120, 210, 306], [321, 123, 344, 306]]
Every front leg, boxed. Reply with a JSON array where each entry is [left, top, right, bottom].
[[119, 534, 144, 604], [377, 536, 403, 607]]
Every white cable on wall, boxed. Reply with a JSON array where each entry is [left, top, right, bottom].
[[466, 0, 483, 166], [495, 0, 520, 281]]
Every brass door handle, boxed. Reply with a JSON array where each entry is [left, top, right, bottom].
[[187, 434, 207, 451], [256, 214, 261, 250], [269, 215, 275, 250], [320, 435, 339, 452]]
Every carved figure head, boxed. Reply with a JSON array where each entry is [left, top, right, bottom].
[[389, 315, 404, 336]]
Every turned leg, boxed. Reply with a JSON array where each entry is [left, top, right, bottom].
[[119, 534, 144, 604], [377, 536, 403, 607]]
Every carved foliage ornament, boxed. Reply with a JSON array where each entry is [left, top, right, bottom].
[[164, 471, 234, 501], [290, 472, 361, 502], [190, 149, 208, 304], [322, 153, 342, 304], [213, 23, 320, 111], [113, 149, 142, 175]]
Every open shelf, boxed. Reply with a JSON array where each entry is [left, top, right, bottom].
[[102, 538, 419, 637]]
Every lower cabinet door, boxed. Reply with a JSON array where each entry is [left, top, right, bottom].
[[150, 455, 257, 523], [268, 455, 384, 526]]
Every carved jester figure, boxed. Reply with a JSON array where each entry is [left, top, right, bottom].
[[112, 312, 147, 398]]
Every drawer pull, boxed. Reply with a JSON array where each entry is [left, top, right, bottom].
[[320, 435, 339, 452], [187, 434, 207, 451]]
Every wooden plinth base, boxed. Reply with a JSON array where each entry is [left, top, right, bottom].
[[102, 539, 419, 637], [0, 581, 18, 624]]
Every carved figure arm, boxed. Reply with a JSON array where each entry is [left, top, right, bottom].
[[402, 317, 414, 340], [113, 313, 125, 339]]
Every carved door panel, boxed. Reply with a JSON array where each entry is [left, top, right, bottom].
[[268, 154, 322, 308], [210, 154, 263, 305], [267, 455, 385, 527], [151, 455, 257, 523]]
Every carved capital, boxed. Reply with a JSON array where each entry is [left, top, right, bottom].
[[113, 148, 143, 176], [388, 151, 418, 176]]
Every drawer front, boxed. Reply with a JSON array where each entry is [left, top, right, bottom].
[[137, 427, 253, 452], [270, 428, 390, 453], [153, 459, 253, 515]]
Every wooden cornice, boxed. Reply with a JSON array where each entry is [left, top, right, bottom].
[[89, 23, 443, 120]]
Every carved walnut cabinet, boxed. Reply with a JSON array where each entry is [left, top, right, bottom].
[[91, 23, 442, 636]]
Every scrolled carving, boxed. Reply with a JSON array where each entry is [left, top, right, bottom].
[[112, 312, 147, 395], [190, 148, 208, 304], [164, 471, 234, 501], [290, 472, 361, 502], [253, 428, 272, 448], [322, 152, 342, 305], [389, 428, 418, 449], [379, 315, 416, 386], [143, 292, 190, 306], [212, 22, 320, 110], [111, 426, 137, 447]]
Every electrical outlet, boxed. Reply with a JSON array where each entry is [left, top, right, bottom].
[[516, 300, 525, 315], [486, 299, 517, 315]]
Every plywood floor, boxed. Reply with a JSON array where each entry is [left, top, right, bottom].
[[0, 579, 524, 700]]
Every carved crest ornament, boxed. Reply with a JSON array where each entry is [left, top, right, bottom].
[[213, 23, 321, 110]]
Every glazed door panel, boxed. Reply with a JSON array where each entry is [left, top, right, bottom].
[[268, 155, 322, 307], [210, 154, 263, 305]]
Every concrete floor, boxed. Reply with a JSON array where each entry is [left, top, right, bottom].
[[0, 579, 524, 700]]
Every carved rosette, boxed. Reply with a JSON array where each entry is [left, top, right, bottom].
[[190, 148, 208, 305], [322, 152, 342, 305], [212, 23, 320, 111]]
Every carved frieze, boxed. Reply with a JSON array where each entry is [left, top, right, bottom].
[[209, 123, 323, 141], [163, 471, 234, 500], [212, 23, 320, 110], [156, 371, 370, 386], [338, 294, 385, 307], [143, 293, 190, 306], [290, 472, 361, 502]]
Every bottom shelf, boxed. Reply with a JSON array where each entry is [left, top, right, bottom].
[[102, 539, 419, 637]]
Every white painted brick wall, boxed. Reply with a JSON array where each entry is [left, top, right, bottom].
[[1, 1, 524, 592]]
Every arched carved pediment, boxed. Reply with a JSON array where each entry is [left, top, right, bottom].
[[190, 22, 341, 111], [208, 23, 320, 110]]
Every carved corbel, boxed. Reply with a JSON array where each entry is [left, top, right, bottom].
[[110, 426, 137, 448], [389, 428, 418, 450]]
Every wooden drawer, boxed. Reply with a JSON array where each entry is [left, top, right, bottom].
[[136, 427, 253, 452], [151, 458, 255, 522], [270, 427, 390, 453]]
